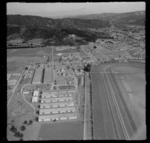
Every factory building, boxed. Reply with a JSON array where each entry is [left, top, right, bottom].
[[39, 107, 76, 115], [40, 102, 75, 109], [44, 67, 52, 83], [40, 97, 73, 103], [32, 66, 43, 84]]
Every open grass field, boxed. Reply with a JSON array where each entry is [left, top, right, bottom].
[[111, 63, 146, 139], [22, 122, 42, 140], [38, 121, 83, 140], [91, 63, 145, 139], [7, 47, 52, 57]]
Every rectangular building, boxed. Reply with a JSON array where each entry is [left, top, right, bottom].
[[40, 102, 74, 109], [38, 113, 77, 122], [32, 66, 43, 84], [68, 116, 78, 120], [44, 67, 52, 83], [40, 97, 73, 103], [32, 96, 38, 102], [33, 90, 39, 97], [39, 107, 76, 115], [42, 92, 57, 98]]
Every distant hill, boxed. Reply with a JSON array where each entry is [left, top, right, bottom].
[[7, 15, 111, 43], [68, 11, 145, 26], [7, 11, 145, 46], [7, 15, 110, 29]]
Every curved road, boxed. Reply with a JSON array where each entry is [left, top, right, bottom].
[[21, 84, 36, 115], [90, 62, 145, 140]]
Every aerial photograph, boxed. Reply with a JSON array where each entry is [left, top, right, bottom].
[[7, 2, 146, 140]]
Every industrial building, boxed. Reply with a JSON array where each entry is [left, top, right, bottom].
[[40, 102, 75, 109], [38, 113, 78, 122], [40, 97, 73, 103], [32, 66, 43, 84], [44, 67, 52, 83], [39, 107, 76, 115]]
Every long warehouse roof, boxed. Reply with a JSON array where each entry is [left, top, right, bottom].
[[32, 67, 43, 84], [44, 67, 51, 83]]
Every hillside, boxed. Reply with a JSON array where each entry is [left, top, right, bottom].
[[7, 11, 145, 47], [7, 15, 111, 45], [68, 11, 145, 26]]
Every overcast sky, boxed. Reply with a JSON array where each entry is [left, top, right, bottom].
[[7, 2, 145, 18]]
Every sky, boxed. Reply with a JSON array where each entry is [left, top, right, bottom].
[[7, 2, 145, 18]]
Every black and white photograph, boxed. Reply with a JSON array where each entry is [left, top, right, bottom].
[[7, 2, 146, 140]]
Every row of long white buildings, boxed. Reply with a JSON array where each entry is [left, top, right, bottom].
[[31, 90, 78, 122]]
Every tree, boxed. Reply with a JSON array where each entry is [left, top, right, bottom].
[[10, 125, 17, 133], [77, 47, 80, 51], [23, 120, 27, 124], [28, 120, 33, 125], [93, 46, 97, 49], [83, 64, 91, 72], [14, 131, 23, 138], [20, 125, 26, 131], [35, 117, 38, 122]]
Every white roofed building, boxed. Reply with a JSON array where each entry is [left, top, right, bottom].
[[33, 90, 39, 97], [32, 96, 38, 103]]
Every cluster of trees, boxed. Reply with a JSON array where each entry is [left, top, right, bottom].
[[23, 120, 33, 125], [9, 119, 34, 140], [83, 64, 91, 72], [9, 125, 24, 140]]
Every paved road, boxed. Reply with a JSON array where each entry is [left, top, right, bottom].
[[91, 63, 144, 139]]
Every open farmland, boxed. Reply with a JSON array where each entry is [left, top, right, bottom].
[[38, 121, 83, 140], [7, 57, 28, 73], [110, 63, 145, 139], [54, 47, 78, 54], [7, 47, 52, 57], [91, 62, 146, 140]]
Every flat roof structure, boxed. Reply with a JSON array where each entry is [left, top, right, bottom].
[[32, 96, 38, 103], [40, 102, 75, 109], [38, 113, 78, 122], [33, 90, 39, 97], [42, 92, 56, 98], [40, 97, 73, 103], [44, 67, 52, 83], [41, 92, 73, 98], [39, 107, 76, 115], [32, 66, 43, 84]]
